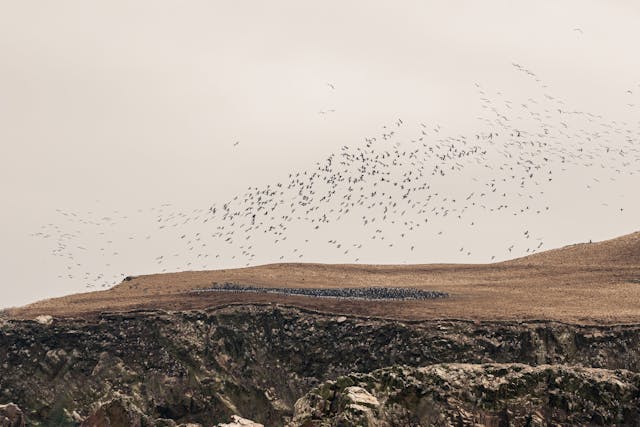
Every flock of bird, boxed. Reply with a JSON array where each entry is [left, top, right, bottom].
[[191, 282, 449, 300], [31, 65, 640, 290]]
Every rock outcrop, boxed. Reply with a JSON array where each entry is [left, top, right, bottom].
[[216, 415, 263, 427], [81, 397, 151, 427], [34, 315, 53, 326], [291, 363, 640, 426], [0, 403, 25, 427], [2, 305, 640, 425]]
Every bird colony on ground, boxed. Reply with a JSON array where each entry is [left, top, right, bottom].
[[191, 282, 449, 300], [31, 65, 640, 289]]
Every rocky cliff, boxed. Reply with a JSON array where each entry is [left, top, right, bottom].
[[1, 305, 640, 426], [292, 363, 640, 426]]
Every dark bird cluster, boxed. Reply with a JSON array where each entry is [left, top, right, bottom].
[[191, 282, 449, 300]]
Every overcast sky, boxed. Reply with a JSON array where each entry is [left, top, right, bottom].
[[1, 1, 639, 308]]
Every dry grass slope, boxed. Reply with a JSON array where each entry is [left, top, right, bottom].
[[8, 231, 640, 324]]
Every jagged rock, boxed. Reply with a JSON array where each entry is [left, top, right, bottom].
[[291, 363, 640, 426], [81, 397, 150, 427], [34, 315, 52, 325], [216, 415, 264, 427], [0, 403, 25, 427], [154, 418, 177, 427], [2, 306, 640, 426], [344, 386, 379, 408]]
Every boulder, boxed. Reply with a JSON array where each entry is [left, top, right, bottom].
[[34, 315, 53, 325], [81, 398, 150, 427], [216, 415, 264, 427], [344, 386, 379, 408], [0, 403, 25, 427]]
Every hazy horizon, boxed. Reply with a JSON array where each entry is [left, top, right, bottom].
[[2, 1, 640, 308]]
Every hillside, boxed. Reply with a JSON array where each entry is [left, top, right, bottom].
[[7, 231, 640, 324], [2, 233, 640, 425], [502, 231, 640, 266]]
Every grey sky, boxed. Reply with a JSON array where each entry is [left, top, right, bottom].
[[1, 1, 639, 308]]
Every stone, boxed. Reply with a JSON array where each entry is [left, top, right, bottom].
[[0, 403, 25, 427], [81, 398, 148, 427], [345, 386, 379, 408], [34, 315, 53, 325], [216, 415, 264, 427]]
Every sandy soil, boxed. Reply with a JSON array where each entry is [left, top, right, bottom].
[[7, 232, 640, 324]]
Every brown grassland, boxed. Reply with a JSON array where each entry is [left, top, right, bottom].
[[7, 231, 640, 324]]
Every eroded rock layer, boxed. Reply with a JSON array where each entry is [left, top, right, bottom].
[[292, 363, 640, 426], [1, 305, 640, 426]]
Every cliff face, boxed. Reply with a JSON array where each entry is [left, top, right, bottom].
[[1, 305, 640, 426], [292, 364, 640, 426]]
